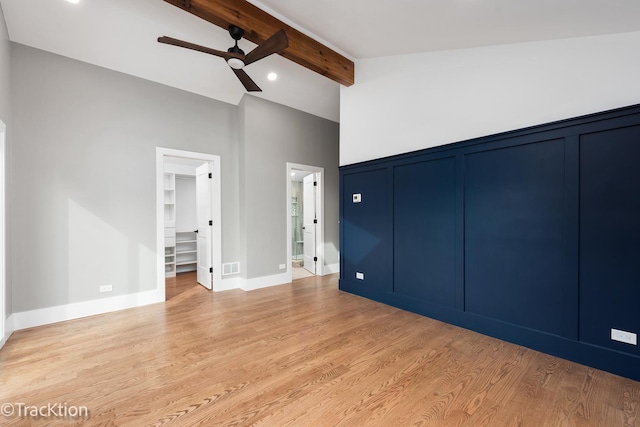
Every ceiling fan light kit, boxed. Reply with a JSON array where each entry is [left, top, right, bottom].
[[227, 58, 245, 70], [158, 25, 289, 92]]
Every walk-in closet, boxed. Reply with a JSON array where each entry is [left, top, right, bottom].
[[164, 158, 203, 278]]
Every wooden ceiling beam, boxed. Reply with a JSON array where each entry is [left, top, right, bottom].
[[163, 0, 355, 87]]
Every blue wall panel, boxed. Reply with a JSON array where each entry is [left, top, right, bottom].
[[580, 125, 640, 356], [339, 104, 640, 381], [342, 168, 392, 292], [464, 140, 569, 337], [394, 157, 456, 307]]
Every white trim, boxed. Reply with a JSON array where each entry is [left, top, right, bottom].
[[11, 290, 162, 331], [321, 263, 340, 275], [174, 274, 291, 294], [286, 163, 325, 282], [156, 150, 165, 300], [217, 277, 243, 292], [10, 270, 295, 332], [8, 270, 291, 332], [241, 272, 290, 292], [164, 163, 198, 176], [0, 315, 12, 349], [201, 274, 291, 293], [156, 148, 223, 297], [0, 120, 5, 348], [194, 273, 293, 293]]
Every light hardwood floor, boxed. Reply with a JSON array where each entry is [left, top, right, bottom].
[[1, 272, 638, 426], [292, 266, 314, 281]]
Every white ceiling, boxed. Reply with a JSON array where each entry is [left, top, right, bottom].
[[2, 0, 640, 123], [253, 0, 640, 59]]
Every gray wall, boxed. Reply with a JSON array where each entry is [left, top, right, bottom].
[[241, 95, 339, 278], [0, 6, 9, 122], [0, 5, 12, 320], [11, 44, 240, 312], [9, 44, 340, 314]]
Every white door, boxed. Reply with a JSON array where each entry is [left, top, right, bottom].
[[303, 173, 316, 274], [196, 163, 213, 289]]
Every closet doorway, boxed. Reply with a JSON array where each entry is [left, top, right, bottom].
[[156, 148, 221, 300], [287, 163, 324, 282]]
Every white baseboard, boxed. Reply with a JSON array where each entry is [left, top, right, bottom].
[[0, 314, 13, 349], [321, 263, 340, 275], [241, 272, 290, 292], [215, 277, 243, 292], [8, 270, 313, 332], [12, 290, 162, 331], [212, 273, 290, 293], [221, 268, 337, 291]]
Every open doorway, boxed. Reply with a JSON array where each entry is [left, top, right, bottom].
[[287, 163, 324, 282], [156, 148, 221, 301]]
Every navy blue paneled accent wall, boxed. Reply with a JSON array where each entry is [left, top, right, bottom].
[[339, 104, 640, 381]]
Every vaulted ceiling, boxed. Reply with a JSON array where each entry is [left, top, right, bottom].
[[2, 0, 639, 122]]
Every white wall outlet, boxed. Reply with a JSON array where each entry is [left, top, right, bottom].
[[352, 193, 362, 203], [611, 328, 637, 345], [99, 285, 113, 293], [279, 264, 286, 270], [355, 272, 364, 280]]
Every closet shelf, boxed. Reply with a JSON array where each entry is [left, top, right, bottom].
[[164, 172, 177, 277], [175, 230, 197, 273], [176, 249, 197, 255], [165, 175, 198, 276]]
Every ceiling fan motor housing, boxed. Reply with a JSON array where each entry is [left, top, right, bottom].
[[228, 25, 245, 41], [227, 45, 245, 55]]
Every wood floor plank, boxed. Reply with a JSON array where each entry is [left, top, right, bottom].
[[0, 272, 638, 426]]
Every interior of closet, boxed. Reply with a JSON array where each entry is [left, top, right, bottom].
[[164, 158, 202, 277]]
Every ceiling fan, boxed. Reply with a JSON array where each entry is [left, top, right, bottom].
[[158, 25, 288, 92]]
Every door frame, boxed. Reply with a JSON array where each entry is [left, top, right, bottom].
[[286, 163, 324, 280], [156, 148, 222, 299], [0, 121, 5, 347]]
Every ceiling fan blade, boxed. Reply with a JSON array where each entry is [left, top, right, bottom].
[[158, 36, 242, 62], [244, 29, 288, 66], [232, 68, 262, 92]]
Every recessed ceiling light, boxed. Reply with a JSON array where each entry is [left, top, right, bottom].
[[267, 72, 278, 81], [66, 0, 80, 3]]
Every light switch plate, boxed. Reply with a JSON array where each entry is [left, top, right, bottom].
[[355, 272, 364, 280]]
